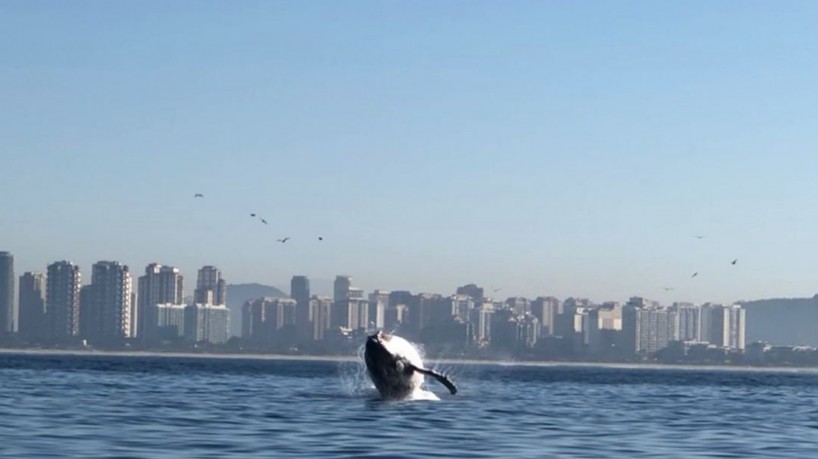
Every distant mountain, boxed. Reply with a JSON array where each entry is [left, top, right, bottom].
[[225, 283, 288, 337], [739, 296, 818, 347]]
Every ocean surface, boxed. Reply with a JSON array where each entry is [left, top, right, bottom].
[[1, 351, 818, 458]]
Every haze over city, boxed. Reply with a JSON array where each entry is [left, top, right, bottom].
[[3, 1, 818, 305]]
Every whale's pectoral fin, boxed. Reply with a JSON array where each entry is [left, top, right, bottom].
[[410, 365, 458, 395]]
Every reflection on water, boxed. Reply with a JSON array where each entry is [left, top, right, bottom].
[[1, 353, 817, 458]]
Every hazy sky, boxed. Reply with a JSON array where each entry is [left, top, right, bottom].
[[3, 1, 818, 304]]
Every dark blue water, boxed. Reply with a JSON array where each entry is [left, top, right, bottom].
[[2, 352, 818, 458]]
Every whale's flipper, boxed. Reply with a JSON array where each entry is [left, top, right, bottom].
[[410, 365, 458, 395]]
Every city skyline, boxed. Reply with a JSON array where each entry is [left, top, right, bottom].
[[4, 2, 818, 304], [0, 250, 789, 308]]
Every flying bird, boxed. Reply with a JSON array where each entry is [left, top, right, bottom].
[[250, 213, 256, 217], [194, 193, 204, 198], [318, 236, 323, 241], [731, 259, 738, 265], [694, 235, 705, 239], [277, 237, 290, 243], [260, 219, 268, 225], [691, 272, 698, 278]]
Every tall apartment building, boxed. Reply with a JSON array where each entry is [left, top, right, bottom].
[[184, 303, 230, 344], [672, 302, 701, 342], [704, 303, 746, 350], [194, 266, 226, 305], [333, 275, 352, 303], [46, 261, 81, 341], [368, 290, 389, 330], [531, 296, 560, 336], [310, 296, 333, 341], [137, 263, 183, 340], [88, 261, 133, 342], [0, 252, 14, 333], [18, 272, 46, 339], [291, 275, 311, 329]]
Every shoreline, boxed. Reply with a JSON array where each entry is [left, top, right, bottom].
[[2, 347, 817, 373]]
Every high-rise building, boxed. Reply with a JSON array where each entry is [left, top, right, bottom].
[[88, 261, 133, 342], [0, 252, 15, 334], [449, 295, 474, 324], [637, 306, 675, 354], [727, 304, 746, 351], [194, 266, 226, 305], [333, 275, 352, 303], [368, 290, 390, 330], [456, 284, 484, 301], [137, 263, 184, 340], [79, 284, 95, 339], [241, 297, 298, 343], [332, 297, 369, 331], [531, 296, 560, 336], [155, 303, 187, 339], [505, 297, 530, 316], [704, 304, 745, 350], [184, 303, 230, 344], [242, 298, 266, 341], [18, 272, 46, 340], [474, 302, 495, 346], [291, 275, 311, 329], [309, 296, 333, 341], [672, 302, 701, 342], [46, 261, 81, 341]]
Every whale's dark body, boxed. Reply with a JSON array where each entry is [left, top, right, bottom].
[[364, 331, 457, 399]]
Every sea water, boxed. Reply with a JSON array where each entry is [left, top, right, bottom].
[[1, 352, 817, 458]]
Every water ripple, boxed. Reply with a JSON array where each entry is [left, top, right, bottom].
[[2, 354, 818, 457]]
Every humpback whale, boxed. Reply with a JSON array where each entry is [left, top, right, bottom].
[[364, 331, 457, 399]]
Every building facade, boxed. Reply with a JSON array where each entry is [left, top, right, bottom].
[[18, 272, 46, 340], [194, 266, 226, 305], [88, 261, 133, 342], [46, 261, 81, 341], [0, 252, 15, 334]]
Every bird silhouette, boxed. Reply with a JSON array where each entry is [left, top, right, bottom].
[[691, 272, 698, 278], [250, 213, 256, 217], [194, 193, 204, 198], [318, 236, 323, 241], [277, 237, 290, 243], [731, 259, 738, 265], [260, 219, 268, 225]]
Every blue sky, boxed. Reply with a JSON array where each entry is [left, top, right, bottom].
[[2, 1, 818, 303]]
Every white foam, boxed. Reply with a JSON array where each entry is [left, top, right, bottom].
[[408, 388, 440, 401]]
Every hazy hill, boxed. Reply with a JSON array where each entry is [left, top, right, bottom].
[[225, 283, 288, 337], [740, 296, 818, 347]]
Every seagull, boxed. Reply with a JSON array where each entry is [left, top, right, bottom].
[[194, 193, 204, 198], [731, 259, 738, 265], [277, 237, 290, 243], [691, 272, 698, 278]]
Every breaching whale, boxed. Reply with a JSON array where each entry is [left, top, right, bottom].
[[363, 331, 457, 399]]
